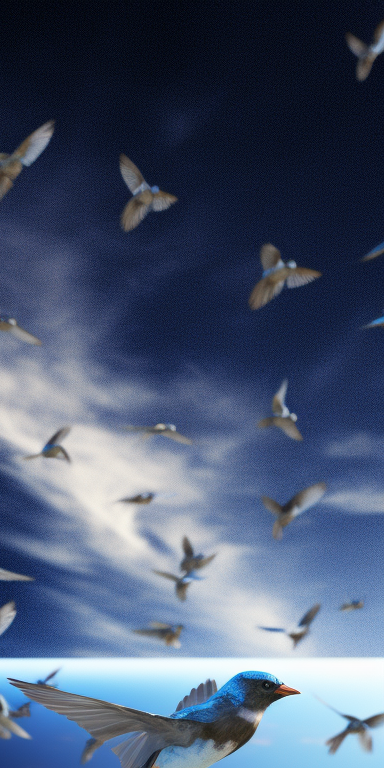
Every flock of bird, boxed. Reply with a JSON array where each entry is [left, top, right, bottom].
[[1, 11, 384, 767]]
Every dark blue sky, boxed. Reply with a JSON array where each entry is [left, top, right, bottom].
[[0, 0, 384, 657]]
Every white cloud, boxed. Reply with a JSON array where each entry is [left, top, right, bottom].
[[326, 488, 384, 514], [326, 432, 384, 458]]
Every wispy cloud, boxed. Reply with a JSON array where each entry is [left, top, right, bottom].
[[326, 488, 384, 514]]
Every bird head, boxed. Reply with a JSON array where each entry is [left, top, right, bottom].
[[286, 260, 297, 269], [221, 671, 300, 712], [290, 412, 298, 422], [151, 185, 160, 193]]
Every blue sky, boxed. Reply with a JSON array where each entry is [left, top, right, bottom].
[[0, 659, 383, 768], [1, 0, 384, 657]]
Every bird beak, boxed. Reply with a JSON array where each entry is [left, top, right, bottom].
[[275, 683, 300, 696]]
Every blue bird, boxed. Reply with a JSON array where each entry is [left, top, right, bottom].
[[23, 427, 71, 462], [339, 600, 364, 612], [9, 671, 299, 768]]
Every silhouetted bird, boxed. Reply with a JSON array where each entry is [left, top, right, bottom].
[[0, 314, 42, 345], [346, 19, 384, 81], [0, 120, 55, 200], [339, 600, 364, 612], [125, 423, 192, 444], [132, 622, 184, 648], [180, 537, 216, 574], [317, 696, 384, 754], [261, 482, 326, 540], [258, 379, 302, 441], [249, 244, 321, 310], [258, 603, 321, 648], [152, 570, 202, 601], [24, 427, 71, 462], [120, 155, 177, 231]]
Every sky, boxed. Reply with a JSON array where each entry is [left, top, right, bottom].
[[1, 0, 384, 659], [0, 658, 383, 768]]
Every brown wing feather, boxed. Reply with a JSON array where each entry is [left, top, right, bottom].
[[121, 197, 150, 231], [356, 56, 376, 81], [248, 275, 285, 309], [259, 243, 282, 270], [285, 268, 321, 288], [0, 174, 14, 200], [363, 713, 384, 728], [119, 155, 146, 193], [151, 191, 177, 211]]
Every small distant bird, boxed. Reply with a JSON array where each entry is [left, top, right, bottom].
[[9, 670, 299, 768], [23, 427, 71, 462], [317, 696, 384, 754], [0, 601, 16, 637], [258, 379, 303, 441], [361, 241, 384, 261], [117, 492, 155, 505], [180, 536, 216, 574], [125, 423, 192, 445], [119, 154, 177, 231], [0, 567, 34, 581], [261, 482, 327, 540], [37, 668, 61, 687], [339, 600, 364, 612], [0, 695, 31, 740], [81, 737, 103, 764], [132, 622, 184, 648], [346, 20, 384, 81], [153, 570, 203, 601], [258, 603, 321, 648], [248, 243, 321, 310], [363, 315, 384, 329], [0, 120, 55, 200], [0, 314, 42, 345]]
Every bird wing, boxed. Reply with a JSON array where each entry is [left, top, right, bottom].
[[0, 715, 31, 739], [298, 603, 321, 627], [8, 680, 202, 746], [120, 197, 151, 231], [272, 521, 284, 540], [358, 729, 373, 752], [259, 243, 283, 270], [0, 724, 11, 739], [164, 430, 192, 444], [345, 33, 368, 58], [176, 582, 189, 601], [373, 20, 384, 44], [0, 568, 34, 581], [356, 56, 376, 81], [261, 496, 282, 516], [81, 737, 103, 764], [14, 121, 55, 166], [361, 241, 384, 261], [197, 554, 216, 568], [285, 267, 321, 288], [9, 703, 31, 718], [153, 571, 179, 583], [363, 713, 384, 728], [175, 680, 218, 712], [248, 275, 285, 310], [364, 316, 384, 328], [258, 626, 286, 633], [7, 322, 42, 345], [0, 174, 14, 200], [288, 482, 327, 514], [258, 417, 275, 430], [182, 537, 194, 557], [0, 602, 16, 636], [326, 729, 349, 754], [119, 155, 148, 193], [151, 190, 178, 211], [43, 668, 61, 684], [272, 379, 288, 414], [46, 427, 71, 445], [149, 622, 173, 629], [273, 417, 303, 440], [315, 695, 357, 721]]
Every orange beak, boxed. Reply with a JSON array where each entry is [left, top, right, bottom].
[[275, 683, 300, 696]]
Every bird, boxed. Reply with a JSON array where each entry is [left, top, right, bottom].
[[0, 694, 31, 740], [152, 570, 203, 601], [37, 668, 61, 687], [9, 670, 300, 768], [117, 492, 156, 505], [8, 702, 31, 719], [258, 379, 303, 441], [119, 154, 177, 231], [0, 567, 34, 581], [180, 537, 216, 574], [362, 315, 384, 329], [346, 20, 384, 81], [361, 241, 384, 261], [261, 481, 327, 540], [0, 601, 16, 637], [248, 243, 321, 310], [316, 696, 384, 754], [23, 426, 71, 461], [132, 622, 184, 648], [81, 737, 103, 763], [125, 423, 192, 444], [258, 603, 321, 648], [0, 314, 42, 345], [339, 600, 364, 612], [0, 120, 55, 200]]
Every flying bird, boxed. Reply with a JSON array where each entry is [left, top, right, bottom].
[[258, 379, 303, 441], [316, 696, 384, 754], [248, 243, 321, 310], [346, 20, 384, 81], [132, 622, 184, 648], [37, 668, 61, 687], [261, 482, 327, 540], [9, 670, 299, 768], [119, 154, 177, 231], [363, 315, 384, 329], [0, 120, 55, 200], [258, 603, 321, 648], [152, 570, 203, 601], [125, 423, 192, 444], [117, 493, 156, 505], [23, 427, 71, 462], [339, 600, 364, 612], [180, 537, 216, 574], [0, 695, 31, 740], [0, 567, 34, 581], [0, 314, 42, 345], [81, 737, 103, 764], [0, 601, 16, 637], [361, 241, 384, 261]]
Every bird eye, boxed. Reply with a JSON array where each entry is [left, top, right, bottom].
[[262, 681, 272, 690]]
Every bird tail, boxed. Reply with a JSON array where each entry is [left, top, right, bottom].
[[272, 521, 284, 540], [345, 33, 376, 80], [0, 174, 14, 200], [326, 731, 348, 754]]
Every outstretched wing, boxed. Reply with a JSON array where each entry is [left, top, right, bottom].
[[326, 729, 349, 754], [0, 602, 16, 636], [14, 121, 55, 166], [275, 417, 303, 441], [259, 243, 283, 271], [119, 155, 148, 193], [182, 537, 194, 557], [0, 568, 34, 581], [285, 267, 321, 288], [0, 174, 14, 200], [248, 275, 285, 310], [361, 241, 384, 262], [120, 197, 150, 231], [272, 379, 288, 414], [257, 626, 285, 633], [7, 322, 42, 345], [175, 680, 217, 712], [46, 426, 71, 445], [358, 729, 372, 752], [345, 33, 367, 58], [165, 430, 192, 445], [288, 483, 327, 514], [363, 713, 384, 728], [152, 571, 179, 583], [151, 191, 177, 211], [298, 603, 321, 628]]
